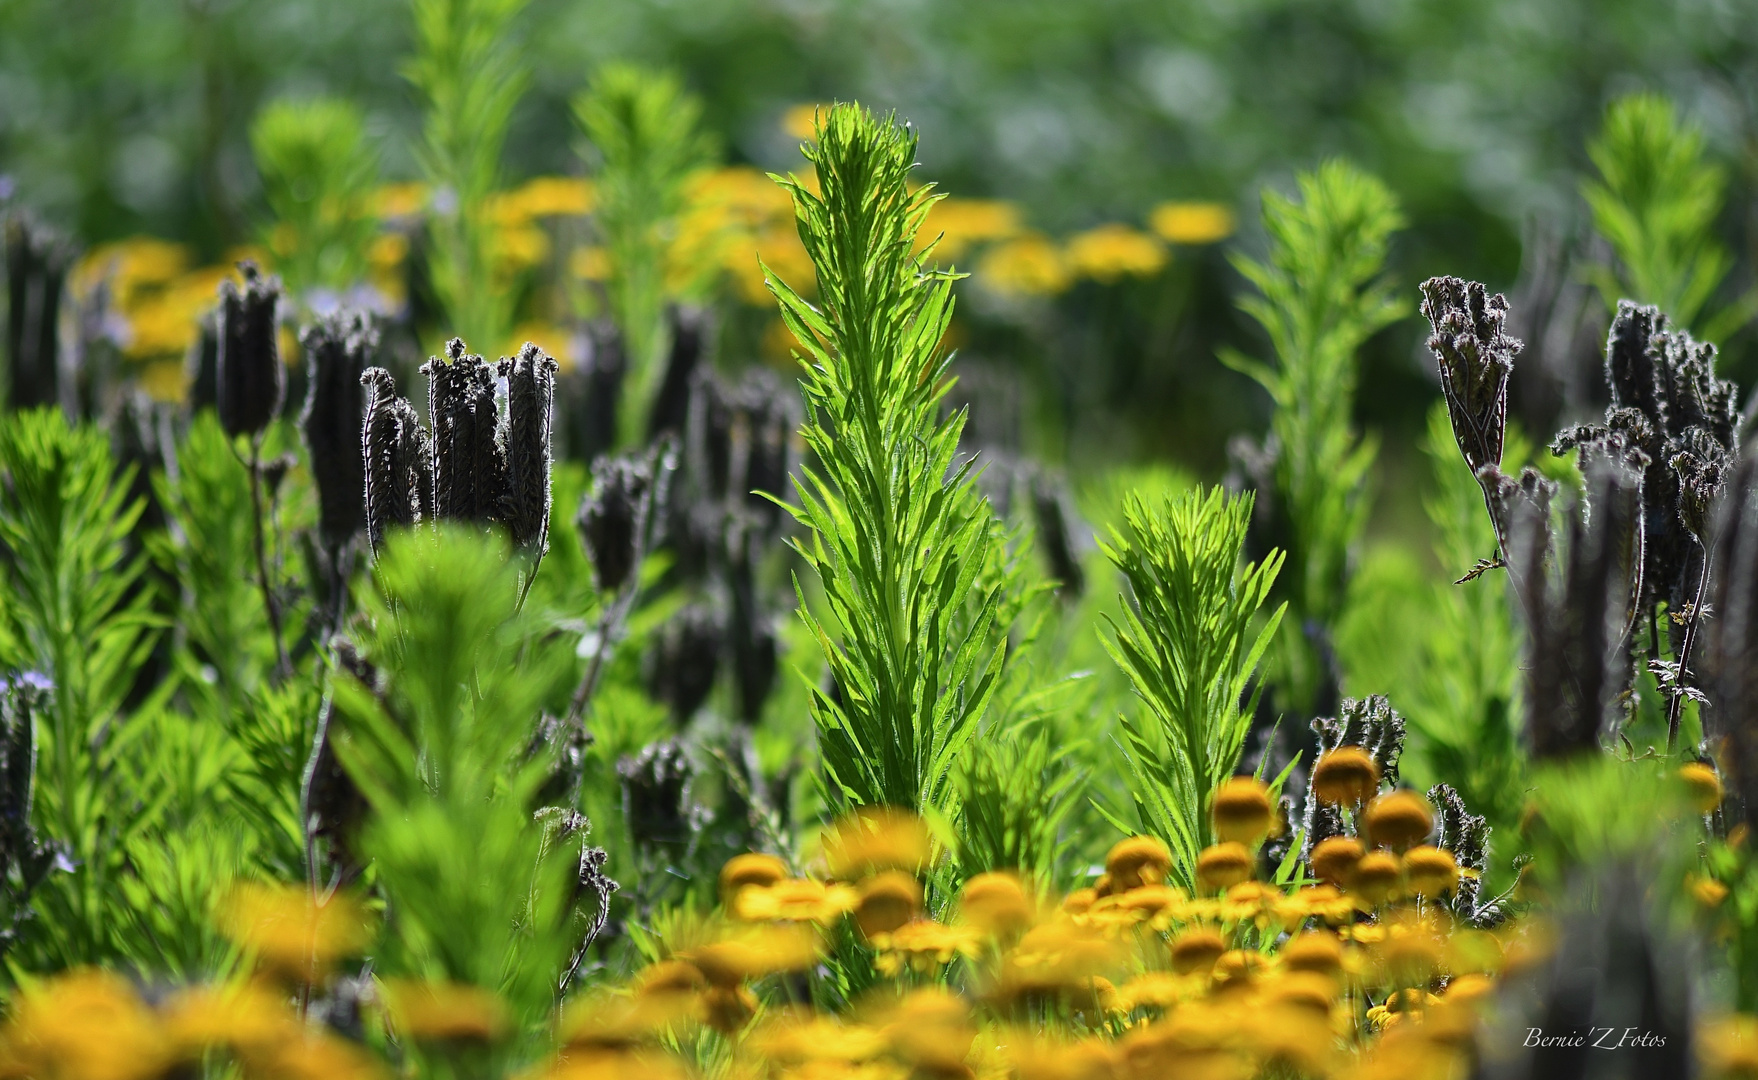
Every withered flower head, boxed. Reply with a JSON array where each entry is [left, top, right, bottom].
[[4, 212, 72, 410], [578, 454, 655, 592], [216, 262, 285, 437], [423, 338, 504, 524], [647, 604, 724, 723], [300, 310, 378, 550], [360, 367, 429, 555], [1419, 276, 1521, 475], [498, 341, 559, 554]]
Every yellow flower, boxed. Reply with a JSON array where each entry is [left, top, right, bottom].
[[1105, 835, 1174, 892], [374, 182, 429, 219], [1, 969, 171, 1080], [748, 1009, 889, 1065], [571, 245, 613, 283], [241, 1033, 385, 1080], [1680, 762, 1723, 815], [1115, 971, 1202, 1012], [733, 877, 859, 924], [379, 978, 509, 1043], [822, 808, 934, 879], [682, 923, 821, 987], [1700, 1014, 1758, 1080], [368, 231, 410, 270], [1149, 201, 1236, 245], [1194, 842, 1253, 892], [977, 233, 1071, 296], [1362, 790, 1435, 852], [918, 197, 1022, 260], [957, 871, 1037, 939], [782, 103, 832, 141], [1311, 747, 1379, 808], [493, 223, 551, 274], [871, 919, 983, 975], [511, 176, 596, 219], [503, 323, 575, 371], [1212, 776, 1274, 845], [1691, 874, 1732, 909], [1064, 224, 1166, 283], [216, 883, 371, 982], [72, 236, 191, 307], [139, 359, 191, 404], [162, 979, 300, 1057]]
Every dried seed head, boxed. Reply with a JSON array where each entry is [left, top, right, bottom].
[[1309, 836, 1363, 887], [423, 338, 505, 524], [1419, 276, 1521, 475], [647, 605, 723, 723], [617, 739, 699, 850], [1194, 841, 1253, 892], [498, 341, 559, 554], [1428, 783, 1494, 923], [4, 213, 72, 411], [648, 304, 710, 439], [215, 262, 285, 437], [1211, 776, 1274, 844], [578, 455, 653, 592], [1362, 791, 1434, 852], [300, 310, 378, 550], [361, 367, 429, 554], [1705, 457, 1758, 831]]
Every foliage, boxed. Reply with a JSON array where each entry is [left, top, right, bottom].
[[770, 104, 1005, 813], [405, 0, 531, 351], [573, 64, 713, 444], [1583, 93, 1754, 342], [1226, 160, 1405, 715], [249, 96, 380, 302], [1102, 485, 1284, 885]]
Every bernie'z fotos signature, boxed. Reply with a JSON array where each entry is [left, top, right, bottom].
[[1524, 1028, 1669, 1050]]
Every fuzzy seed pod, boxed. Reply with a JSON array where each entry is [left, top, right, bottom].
[[1362, 791, 1434, 852], [854, 870, 922, 938], [361, 367, 429, 554], [186, 311, 220, 410], [617, 739, 698, 850], [498, 342, 559, 554], [1170, 928, 1227, 974], [647, 605, 723, 723], [578, 455, 654, 592], [569, 319, 626, 465], [1211, 776, 1273, 844], [424, 339, 505, 524], [1309, 836, 1363, 886], [1419, 276, 1521, 477], [1705, 456, 1758, 831], [215, 262, 285, 438], [1350, 851, 1400, 905], [648, 305, 710, 439], [4, 213, 71, 412], [1105, 835, 1172, 891], [1195, 842, 1252, 892], [1428, 783, 1495, 924], [1032, 474, 1085, 596], [300, 311, 378, 550]]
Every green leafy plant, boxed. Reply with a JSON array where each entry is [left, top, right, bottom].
[[250, 96, 381, 303], [0, 409, 158, 967], [768, 104, 1005, 813], [1102, 485, 1284, 885], [953, 727, 1081, 882], [574, 64, 713, 445], [1584, 93, 1755, 342], [405, 0, 531, 351], [1226, 160, 1405, 716]]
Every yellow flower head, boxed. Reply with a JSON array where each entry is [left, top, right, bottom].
[[162, 980, 300, 1058], [1362, 791, 1435, 852], [1149, 201, 1236, 245], [822, 808, 934, 879], [782, 103, 832, 142], [1194, 842, 1253, 892], [1211, 776, 1274, 845], [682, 923, 821, 988], [918, 197, 1022, 260], [1700, 1014, 1758, 1080], [217, 883, 371, 982], [1679, 762, 1723, 815], [1312, 747, 1379, 808], [1064, 224, 1166, 283], [977, 233, 1071, 297], [957, 872, 1037, 939], [374, 182, 429, 220], [1105, 835, 1173, 892], [1, 970, 170, 1080], [379, 978, 509, 1043], [871, 919, 984, 976]]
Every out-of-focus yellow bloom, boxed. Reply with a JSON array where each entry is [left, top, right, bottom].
[[734, 876, 859, 924], [1065, 224, 1166, 283], [380, 978, 509, 1043], [822, 807, 934, 879], [1363, 790, 1435, 852], [1691, 874, 1732, 909], [1680, 762, 1724, 815], [138, 359, 190, 403], [369, 231, 409, 270], [1115, 971, 1203, 1012], [217, 883, 370, 982], [721, 853, 789, 906], [1105, 835, 1173, 892], [572, 245, 613, 283], [918, 197, 1022, 260], [871, 919, 984, 975], [957, 872, 1037, 939], [1003, 1033, 1119, 1080], [1310, 835, 1364, 887], [997, 917, 1125, 997], [492, 176, 595, 223], [1170, 927, 1228, 975], [1351, 850, 1402, 906], [73, 236, 191, 307], [1312, 747, 1379, 807], [1149, 201, 1236, 245], [248, 1033, 385, 1080], [876, 988, 975, 1071], [162, 979, 300, 1057], [1280, 930, 1344, 977], [1403, 845, 1459, 899], [563, 991, 696, 1051], [1212, 776, 1274, 845], [1701, 1014, 1758, 1080], [374, 182, 428, 220], [782, 103, 832, 141], [749, 1009, 889, 1065], [1195, 842, 1253, 892], [978, 232, 1070, 296], [493, 223, 551, 274], [682, 923, 820, 987], [0, 970, 171, 1080], [504, 323, 575, 371], [854, 870, 923, 938], [119, 265, 232, 360]]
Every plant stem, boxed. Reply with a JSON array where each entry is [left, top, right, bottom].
[[247, 435, 291, 680], [1667, 540, 1710, 751]]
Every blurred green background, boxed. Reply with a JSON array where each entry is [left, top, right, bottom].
[[3, 0, 1755, 507]]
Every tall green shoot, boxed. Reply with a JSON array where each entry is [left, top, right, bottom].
[[250, 96, 381, 304], [1584, 93, 1754, 341], [405, 0, 529, 350], [1103, 487, 1283, 885], [768, 105, 1005, 813], [1226, 160, 1405, 716], [574, 65, 712, 446]]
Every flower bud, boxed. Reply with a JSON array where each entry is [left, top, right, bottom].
[[577, 455, 653, 592], [361, 367, 429, 555], [300, 310, 377, 550], [423, 338, 504, 524], [498, 342, 559, 554], [216, 262, 285, 437]]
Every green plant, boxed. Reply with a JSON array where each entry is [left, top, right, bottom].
[[1584, 93, 1755, 342], [330, 528, 595, 1049], [953, 727, 1081, 882], [0, 409, 159, 967], [1101, 486, 1284, 885], [405, 0, 531, 351], [250, 96, 380, 302], [769, 105, 1006, 813], [574, 64, 713, 446], [1226, 160, 1405, 716]]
